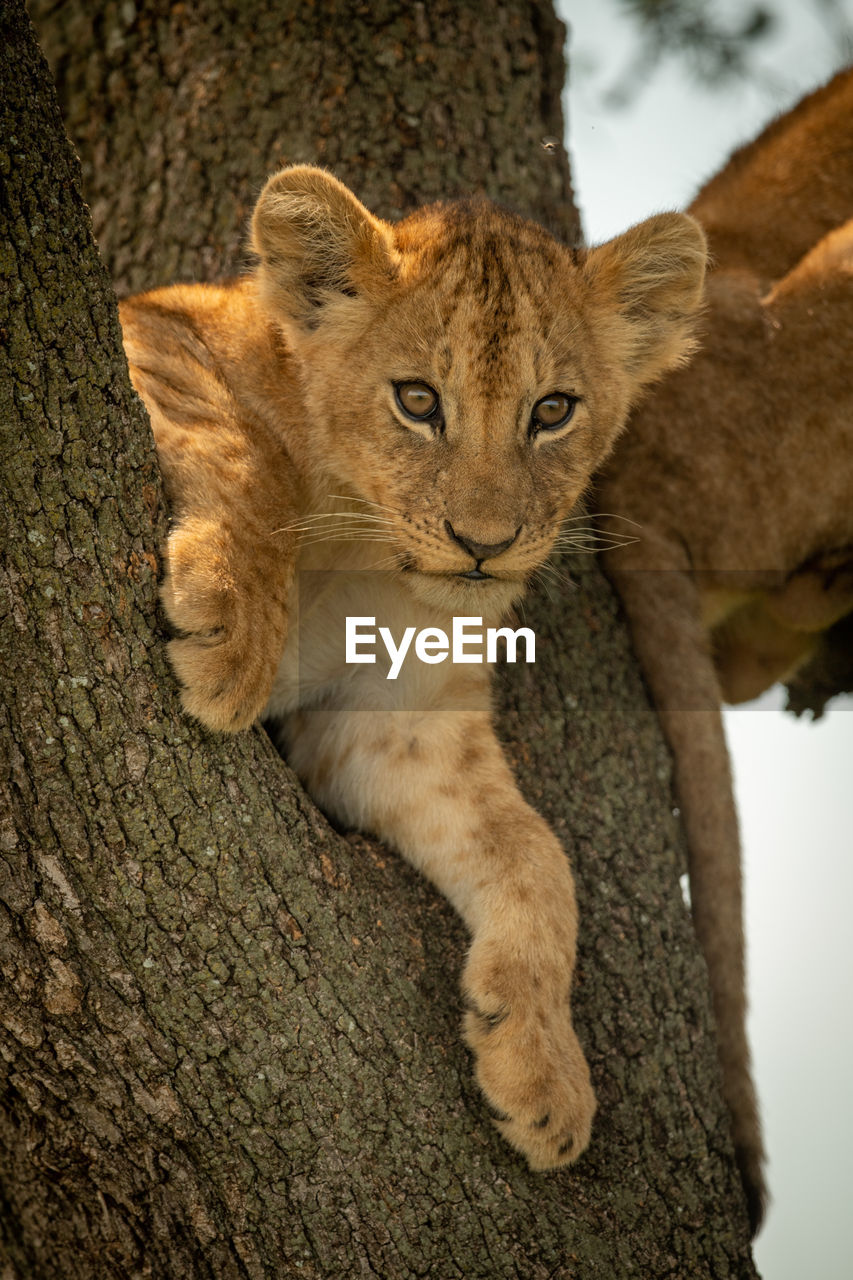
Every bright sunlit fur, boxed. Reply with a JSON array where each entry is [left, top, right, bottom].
[[119, 166, 705, 1172], [598, 66, 853, 1233]]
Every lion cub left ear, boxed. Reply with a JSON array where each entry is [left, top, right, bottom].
[[251, 165, 399, 329], [582, 212, 708, 391]]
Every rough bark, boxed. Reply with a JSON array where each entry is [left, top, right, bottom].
[[2, 1, 757, 1275], [30, 0, 579, 296]]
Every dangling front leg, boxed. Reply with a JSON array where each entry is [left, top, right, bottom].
[[281, 703, 596, 1169]]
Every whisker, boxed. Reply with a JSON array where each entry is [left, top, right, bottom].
[[553, 532, 640, 552], [326, 494, 402, 518], [296, 515, 395, 527], [529, 565, 565, 604], [530, 570, 556, 603], [536, 560, 575, 593], [562, 511, 643, 529], [547, 560, 576, 586], [554, 527, 636, 542], [294, 525, 398, 538], [363, 552, 404, 571], [553, 546, 638, 557], [297, 533, 398, 549], [271, 513, 396, 536]]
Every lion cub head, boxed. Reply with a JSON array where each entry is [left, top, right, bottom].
[[251, 166, 706, 615]]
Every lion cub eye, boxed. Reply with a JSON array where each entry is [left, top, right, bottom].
[[394, 381, 441, 422], [531, 392, 578, 434]]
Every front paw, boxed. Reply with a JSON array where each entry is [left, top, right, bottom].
[[462, 945, 596, 1170], [161, 524, 287, 732]]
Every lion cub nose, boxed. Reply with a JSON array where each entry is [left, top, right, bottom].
[[444, 520, 519, 563]]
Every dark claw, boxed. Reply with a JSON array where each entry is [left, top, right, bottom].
[[558, 1136, 574, 1157], [465, 999, 508, 1031]]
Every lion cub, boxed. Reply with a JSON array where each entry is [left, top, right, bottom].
[[120, 166, 705, 1171], [599, 67, 853, 1230]]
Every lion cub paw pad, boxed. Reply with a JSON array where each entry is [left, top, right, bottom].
[[463, 1003, 596, 1171], [162, 565, 282, 732]]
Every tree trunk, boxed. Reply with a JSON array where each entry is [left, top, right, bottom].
[[2, 1, 757, 1275], [30, 0, 579, 296]]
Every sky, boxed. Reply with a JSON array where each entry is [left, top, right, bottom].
[[557, 2, 853, 1276]]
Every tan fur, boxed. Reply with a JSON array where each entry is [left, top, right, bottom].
[[120, 165, 705, 1172], [598, 67, 853, 1231], [690, 66, 853, 281]]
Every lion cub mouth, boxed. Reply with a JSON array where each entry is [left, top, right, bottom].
[[401, 564, 528, 619]]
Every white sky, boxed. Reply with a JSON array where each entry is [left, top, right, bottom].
[[558, 2, 853, 1275]]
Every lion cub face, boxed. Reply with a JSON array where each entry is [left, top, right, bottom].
[[252, 167, 706, 614]]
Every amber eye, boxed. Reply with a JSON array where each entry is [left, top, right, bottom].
[[531, 392, 578, 433], [394, 381, 440, 422]]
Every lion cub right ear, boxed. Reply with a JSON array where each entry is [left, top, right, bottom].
[[251, 165, 399, 330], [582, 212, 708, 394]]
